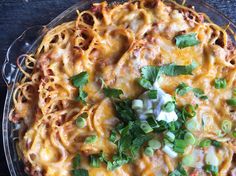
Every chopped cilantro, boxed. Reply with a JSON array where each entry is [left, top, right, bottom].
[[175, 33, 200, 49], [139, 62, 198, 90], [103, 87, 123, 98], [71, 71, 89, 104], [72, 154, 81, 169], [175, 82, 208, 100], [71, 169, 89, 176], [71, 71, 89, 88], [214, 78, 227, 89]]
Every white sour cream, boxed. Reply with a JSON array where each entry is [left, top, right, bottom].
[[136, 83, 178, 123]]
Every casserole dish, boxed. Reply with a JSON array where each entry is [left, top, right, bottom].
[[2, 0, 236, 175]]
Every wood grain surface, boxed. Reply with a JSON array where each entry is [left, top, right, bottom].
[[0, 0, 236, 175]]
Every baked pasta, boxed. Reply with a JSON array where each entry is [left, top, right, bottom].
[[10, 0, 236, 175]]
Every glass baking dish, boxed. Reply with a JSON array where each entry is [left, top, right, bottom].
[[2, 0, 236, 175]]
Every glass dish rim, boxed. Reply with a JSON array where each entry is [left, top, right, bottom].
[[2, 0, 236, 175]]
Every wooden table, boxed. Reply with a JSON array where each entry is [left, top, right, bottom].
[[0, 0, 236, 175]]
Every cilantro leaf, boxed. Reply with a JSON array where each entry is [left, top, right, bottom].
[[117, 134, 132, 154], [160, 62, 198, 76], [114, 100, 137, 123], [138, 78, 153, 89], [89, 154, 101, 168], [76, 88, 88, 104], [71, 71, 89, 88], [107, 154, 130, 170], [72, 154, 81, 169], [131, 134, 153, 157], [71, 71, 89, 104], [214, 78, 227, 89], [147, 90, 157, 99], [71, 169, 89, 176], [176, 83, 208, 100], [192, 88, 208, 100], [175, 33, 200, 49], [103, 87, 123, 98], [139, 62, 198, 90], [141, 66, 161, 84], [109, 130, 117, 143]]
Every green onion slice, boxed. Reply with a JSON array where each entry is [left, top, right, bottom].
[[148, 139, 161, 150], [76, 117, 87, 128], [199, 139, 211, 147], [221, 120, 232, 133], [226, 98, 236, 106], [140, 121, 153, 133], [132, 99, 143, 110], [85, 135, 97, 144], [184, 132, 196, 145], [164, 131, 175, 142], [144, 147, 154, 157], [162, 145, 178, 158], [182, 155, 194, 166], [162, 101, 175, 112]]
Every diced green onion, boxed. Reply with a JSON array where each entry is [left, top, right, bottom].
[[184, 132, 196, 145], [173, 146, 185, 154], [204, 165, 218, 176], [182, 104, 197, 119], [89, 155, 100, 168], [182, 155, 194, 166], [140, 121, 153, 133], [199, 139, 211, 147], [76, 117, 87, 128], [132, 99, 143, 110], [233, 131, 236, 138], [162, 145, 178, 158], [85, 135, 97, 144], [148, 139, 161, 150], [174, 139, 187, 148], [146, 117, 160, 129], [162, 101, 175, 112], [221, 120, 232, 133], [164, 131, 175, 142], [144, 147, 154, 157], [147, 90, 158, 99], [185, 119, 198, 132], [211, 140, 221, 148], [226, 98, 236, 106], [164, 139, 174, 148], [214, 78, 227, 89]]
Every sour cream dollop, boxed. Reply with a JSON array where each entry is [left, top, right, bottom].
[[134, 83, 178, 123]]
